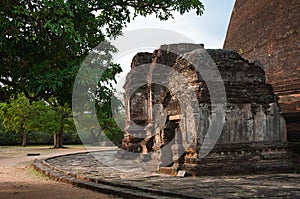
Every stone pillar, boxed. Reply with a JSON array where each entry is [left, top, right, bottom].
[[141, 63, 155, 154], [124, 95, 131, 134]]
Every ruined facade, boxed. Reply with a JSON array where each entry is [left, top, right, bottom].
[[224, 0, 300, 143], [122, 43, 298, 175]]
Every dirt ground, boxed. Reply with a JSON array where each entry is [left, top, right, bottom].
[[0, 146, 118, 199]]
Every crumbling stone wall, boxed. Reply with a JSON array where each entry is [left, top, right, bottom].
[[122, 43, 297, 175]]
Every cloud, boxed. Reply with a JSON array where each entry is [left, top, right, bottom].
[[123, 0, 235, 49], [113, 0, 236, 86]]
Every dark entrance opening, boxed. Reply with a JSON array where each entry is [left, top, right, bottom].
[[283, 112, 300, 154], [160, 119, 178, 167]]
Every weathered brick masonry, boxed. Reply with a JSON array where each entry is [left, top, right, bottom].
[[224, 0, 300, 142], [122, 44, 298, 175]]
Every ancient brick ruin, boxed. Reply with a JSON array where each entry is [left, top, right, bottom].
[[224, 0, 300, 144], [122, 43, 298, 175]]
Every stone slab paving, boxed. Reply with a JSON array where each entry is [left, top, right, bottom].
[[35, 149, 300, 198]]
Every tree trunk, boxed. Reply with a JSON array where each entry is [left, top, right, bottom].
[[22, 129, 27, 147], [53, 126, 64, 149], [58, 126, 64, 148], [53, 132, 59, 149]]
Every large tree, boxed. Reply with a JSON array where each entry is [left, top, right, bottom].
[[0, 0, 204, 146]]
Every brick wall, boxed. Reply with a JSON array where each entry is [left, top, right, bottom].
[[224, 0, 300, 141]]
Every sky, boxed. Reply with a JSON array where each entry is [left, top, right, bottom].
[[123, 0, 236, 49], [112, 0, 236, 92]]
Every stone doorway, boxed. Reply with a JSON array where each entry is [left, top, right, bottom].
[[160, 119, 176, 167], [160, 117, 186, 169]]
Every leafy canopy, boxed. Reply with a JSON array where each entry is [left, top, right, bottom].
[[0, 0, 204, 143], [0, 94, 59, 134], [0, 0, 204, 104]]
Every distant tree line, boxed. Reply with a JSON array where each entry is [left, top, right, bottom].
[[0, 94, 123, 146]]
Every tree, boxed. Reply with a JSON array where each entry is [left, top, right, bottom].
[[0, 94, 75, 147], [0, 95, 58, 146], [0, 0, 204, 101], [0, 0, 204, 147], [96, 93, 124, 143], [51, 103, 75, 148], [0, 95, 33, 146]]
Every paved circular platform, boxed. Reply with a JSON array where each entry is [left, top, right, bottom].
[[34, 149, 300, 198]]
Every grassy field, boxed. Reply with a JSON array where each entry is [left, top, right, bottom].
[[0, 145, 86, 159], [0, 144, 117, 159]]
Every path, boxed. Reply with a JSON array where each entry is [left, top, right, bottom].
[[0, 146, 118, 199]]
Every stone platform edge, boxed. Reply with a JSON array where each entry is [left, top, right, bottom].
[[33, 151, 203, 199]]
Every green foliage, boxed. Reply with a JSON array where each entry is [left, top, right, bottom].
[[0, 94, 77, 146], [30, 100, 60, 134], [94, 79, 124, 142], [0, 95, 32, 134], [52, 102, 76, 133], [1, 95, 64, 135], [97, 111, 123, 142], [0, 0, 204, 145], [0, 130, 81, 146], [0, 0, 204, 104]]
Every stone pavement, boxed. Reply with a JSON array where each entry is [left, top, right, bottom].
[[34, 148, 300, 198]]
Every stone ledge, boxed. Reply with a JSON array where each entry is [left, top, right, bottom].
[[33, 150, 300, 198], [182, 144, 299, 176], [33, 152, 203, 199]]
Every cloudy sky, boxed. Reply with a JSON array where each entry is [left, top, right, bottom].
[[112, 0, 236, 91], [123, 0, 236, 49]]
